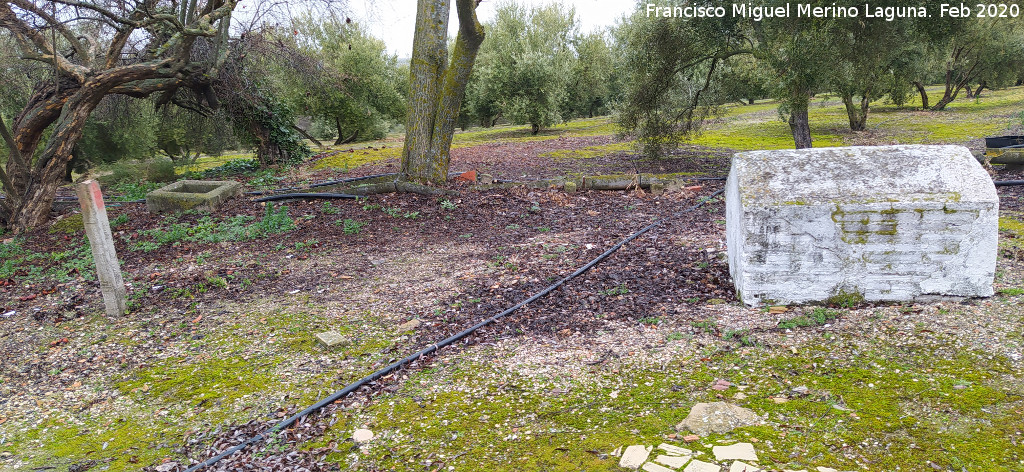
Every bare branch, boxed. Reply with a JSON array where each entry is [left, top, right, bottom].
[[8, 0, 89, 63], [0, 2, 88, 82]]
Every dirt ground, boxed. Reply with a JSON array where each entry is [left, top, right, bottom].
[[2, 107, 1024, 471]]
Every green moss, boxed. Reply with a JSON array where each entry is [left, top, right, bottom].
[[825, 290, 865, 308], [48, 213, 84, 234]]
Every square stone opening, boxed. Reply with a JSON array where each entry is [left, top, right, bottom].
[[726, 145, 998, 306], [146, 179, 242, 214]]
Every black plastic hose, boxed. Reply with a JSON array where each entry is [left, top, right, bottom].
[[181, 187, 726, 471], [245, 173, 401, 195], [995, 180, 1024, 187], [252, 193, 360, 203]]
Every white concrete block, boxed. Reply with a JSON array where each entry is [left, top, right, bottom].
[[726, 145, 997, 306]]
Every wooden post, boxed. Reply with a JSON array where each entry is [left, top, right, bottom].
[[75, 180, 126, 316]]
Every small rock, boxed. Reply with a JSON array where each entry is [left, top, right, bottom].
[[611, 446, 623, 457], [733, 392, 748, 400], [816, 468, 839, 472], [352, 428, 374, 443], [713, 443, 758, 461], [154, 463, 179, 472], [682, 434, 700, 442], [658, 443, 693, 456], [683, 459, 722, 472], [654, 454, 691, 468], [772, 396, 789, 404], [643, 462, 676, 472], [620, 445, 653, 469], [711, 379, 733, 391], [729, 461, 763, 472], [792, 385, 810, 396], [397, 319, 422, 331], [676, 402, 764, 436], [479, 173, 495, 185], [315, 331, 349, 348]]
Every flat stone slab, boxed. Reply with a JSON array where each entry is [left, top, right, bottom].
[[643, 462, 677, 472], [146, 179, 241, 213], [658, 443, 693, 456], [729, 462, 763, 472], [676, 402, 763, 436], [683, 459, 722, 472], [315, 330, 348, 348], [620, 445, 653, 469], [726, 145, 997, 306], [713, 443, 758, 461], [654, 454, 691, 468]]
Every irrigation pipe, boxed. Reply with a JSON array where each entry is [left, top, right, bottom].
[[182, 187, 726, 471], [252, 193, 361, 203]]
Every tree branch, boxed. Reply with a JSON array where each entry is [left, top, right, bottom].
[[8, 0, 89, 63], [0, 2, 88, 82]]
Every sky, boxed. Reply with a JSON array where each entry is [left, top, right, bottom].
[[345, 0, 639, 58]]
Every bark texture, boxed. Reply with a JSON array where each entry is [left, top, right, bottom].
[[401, 0, 485, 184]]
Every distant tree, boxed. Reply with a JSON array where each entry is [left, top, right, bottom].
[[717, 55, 770, 106], [563, 31, 615, 118], [286, 15, 406, 145], [470, 1, 578, 134]]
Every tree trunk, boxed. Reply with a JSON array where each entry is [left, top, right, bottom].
[[841, 93, 870, 131], [334, 117, 346, 145], [401, 0, 485, 184], [788, 90, 812, 149], [531, 123, 540, 135], [974, 80, 987, 98], [913, 81, 929, 110]]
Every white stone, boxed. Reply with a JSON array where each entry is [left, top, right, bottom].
[[729, 462, 763, 472], [620, 445, 653, 469], [726, 145, 997, 306], [816, 468, 838, 472], [352, 428, 374, 443], [611, 446, 623, 457], [683, 459, 722, 472], [644, 462, 677, 472], [713, 443, 758, 461], [655, 454, 691, 468], [658, 443, 694, 456]]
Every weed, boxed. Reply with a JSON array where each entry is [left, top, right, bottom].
[[696, 261, 710, 269], [206, 276, 228, 289], [403, 211, 420, 219], [439, 199, 457, 210], [665, 332, 686, 341], [295, 239, 319, 251], [600, 284, 629, 296], [321, 202, 340, 214], [338, 219, 366, 235], [639, 316, 660, 326], [363, 203, 381, 211], [111, 181, 162, 201], [506, 224, 521, 230], [383, 207, 401, 217], [777, 307, 842, 330], [536, 226, 551, 232], [111, 213, 130, 227], [826, 290, 865, 308], [691, 320, 718, 333], [999, 287, 1024, 296], [723, 329, 755, 346]]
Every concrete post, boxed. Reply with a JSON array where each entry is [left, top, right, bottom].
[[75, 180, 126, 316]]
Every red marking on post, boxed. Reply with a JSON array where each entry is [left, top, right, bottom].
[[88, 181, 105, 209]]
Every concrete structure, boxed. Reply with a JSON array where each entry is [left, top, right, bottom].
[[726, 145, 998, 306], [146, 180, 241, 213], [76, 180, 126, 316]]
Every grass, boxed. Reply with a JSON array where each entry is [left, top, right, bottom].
[[131, 205, 295, 252]]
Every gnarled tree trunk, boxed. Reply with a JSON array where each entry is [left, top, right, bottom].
[[401, 0, 485, 184], [841, 93, 870, 131], [913, 81, 929, 110]]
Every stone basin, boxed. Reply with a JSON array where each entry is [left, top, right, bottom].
[[146, 180, 242, 213], [726, 145, 998, 306]]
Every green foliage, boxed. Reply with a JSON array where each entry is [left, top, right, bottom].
[[198, 159, 261, 178], [600, 284, 629, 296], [778, 307, 842, 330], [133, 205, 295, 251], [284, 15, 406, 143], [0, 237, 94, 282], [439, 199, 457, 210], [465, 2, 580, 133], [337, 218, 366, 235], [111, 182, 162, 201]]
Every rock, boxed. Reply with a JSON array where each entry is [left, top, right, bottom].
[[564, 181, 577, 193], [726, 145, 998, 306], [611, 446, 623, 457], [729, 462, 763, 472], [479, 173, 495, 185], [792, 385, 810, 396], [620, 445, 653, 469], [154, 463, 179, 472], [733, 392, 748, 400], [682, 434, 700, 442], [315, 331, 349, 348], [772, 397, 789, 404], [676, 402, 764, 436], [712, 443, 758, 461], [455, 170, 477, 182], [711, 379, 733, 391], [683, 459, 722, 472], [397, 319, 422, 331], [352, 428, 374, 443], [651, 182, 666, 195], [816, 468, 838, 472], [643, 462, 676, 472], [654, 454, 691, 468], [658, 443, 693, 456]]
